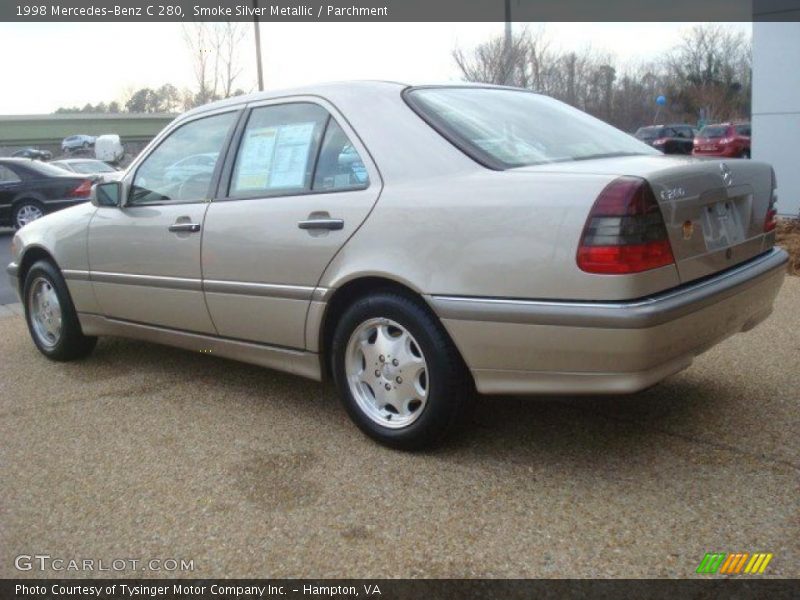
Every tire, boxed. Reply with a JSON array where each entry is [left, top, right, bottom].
[[741, 149, 750, 159], [23, 260, 97, 361], [12, 200, 45, 230], [331, 291, 471, 450]]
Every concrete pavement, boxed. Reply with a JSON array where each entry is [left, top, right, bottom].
[[1, 278, 798, 579]]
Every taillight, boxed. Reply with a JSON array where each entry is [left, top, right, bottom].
[[577, 177, 675, 274], [68, 179, 92, 198], [765, 169, 778, 232]]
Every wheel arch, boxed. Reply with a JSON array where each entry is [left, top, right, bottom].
[[314, 274, 463, 381], [17, 245, 60, 293]]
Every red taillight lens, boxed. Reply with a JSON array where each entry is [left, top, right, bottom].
[[68, 179, 92, 198], [765, 169, 778, 232], [577, 177, 675, 274]]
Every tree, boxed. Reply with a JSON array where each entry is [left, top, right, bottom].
[[182, 22, 248, 108], [452, 24, 753, 131]]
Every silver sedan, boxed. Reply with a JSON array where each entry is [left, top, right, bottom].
[[7, 82, 788, 448]]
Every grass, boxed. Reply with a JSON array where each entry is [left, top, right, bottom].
[[776, 218, 800, 276]]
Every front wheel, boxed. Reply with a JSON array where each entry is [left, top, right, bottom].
[[331, 292, 471, 450], [741, 149, 750, 159], [23, 260, 97, 361]]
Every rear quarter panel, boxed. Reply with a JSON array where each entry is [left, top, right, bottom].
[[318, 170, 681, 301]]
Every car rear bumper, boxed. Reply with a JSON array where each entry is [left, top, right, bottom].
[[429, 248, 788, 395]]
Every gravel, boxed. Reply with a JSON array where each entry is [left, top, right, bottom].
[[1, 277, 798, 579]]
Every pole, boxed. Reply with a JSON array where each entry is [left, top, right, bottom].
[[253, 0, 264, 91], [503, 0, 512, 85]]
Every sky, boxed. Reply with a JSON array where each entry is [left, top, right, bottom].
[[0, 22, 751, 114]]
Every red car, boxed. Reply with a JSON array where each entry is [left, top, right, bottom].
[[693, 122, 751, 158]]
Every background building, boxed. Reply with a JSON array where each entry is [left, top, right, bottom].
[[752, 15, 800, 216]]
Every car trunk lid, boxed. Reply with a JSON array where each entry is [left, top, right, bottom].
[[512, 155, 775, 283]]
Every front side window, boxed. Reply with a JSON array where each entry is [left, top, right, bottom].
[[229, 103, 329, 198], [735, 125, 751, 136], [130, 111, 236, 205], [406, 87, 656, 169]]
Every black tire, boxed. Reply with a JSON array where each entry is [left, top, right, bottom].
[[12, 199, 45, 230], [741, 149, 750, 159], [23, 260, 97, 361], [331, 291, 471, 450]]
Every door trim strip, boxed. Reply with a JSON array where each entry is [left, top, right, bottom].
[[73, 270, 328, 301]]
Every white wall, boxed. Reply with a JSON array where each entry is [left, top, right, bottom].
[[752, 21, 800, 217]]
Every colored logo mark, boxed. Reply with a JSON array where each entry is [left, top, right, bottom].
[[696, 552, 773, 574]]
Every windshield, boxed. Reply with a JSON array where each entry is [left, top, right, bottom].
[[635, 127, 666, 141], [699, 126, 729, 139], [405, 87, 656, 169]]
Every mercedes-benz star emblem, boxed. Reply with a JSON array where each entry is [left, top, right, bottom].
[[720, 162, 733, 186]]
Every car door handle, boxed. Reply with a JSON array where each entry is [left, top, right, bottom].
[[168, 222, 201, 233], [297, 218, 344, 231]]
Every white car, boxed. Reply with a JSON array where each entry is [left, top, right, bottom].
[[61, 134, 96, 152]]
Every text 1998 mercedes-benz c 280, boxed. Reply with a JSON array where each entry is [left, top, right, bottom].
[[7, 82, 788, 448]]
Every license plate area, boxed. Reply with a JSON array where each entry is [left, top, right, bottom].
[[701, 195, 750, 251]]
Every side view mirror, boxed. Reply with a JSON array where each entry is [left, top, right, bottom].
[[92, 181, 122, 207]]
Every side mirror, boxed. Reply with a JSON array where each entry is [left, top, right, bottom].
[[92, 181, 122, 207]]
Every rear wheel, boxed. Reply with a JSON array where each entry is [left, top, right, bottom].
[[741, 149, 750, 159], [331, 292, 471, 450], [23, 260, 97, 361], [13, 200, 44, 229]]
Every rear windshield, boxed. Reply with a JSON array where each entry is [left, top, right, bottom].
[[405, 87, 657, 169], [635, 127, 666, 140], [24, 161, 74, 177], [699, 126, 729, 138]]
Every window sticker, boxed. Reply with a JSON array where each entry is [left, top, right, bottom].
[[233, 121, 316, 193], [234, 126, 277, 191], [269, 122, 316, 188]]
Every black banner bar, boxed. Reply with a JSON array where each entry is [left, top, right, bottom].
[[4, 579, 800, 600], [2, 0, 800, 22]]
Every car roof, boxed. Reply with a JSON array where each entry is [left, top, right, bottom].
[[177, 80, 535, 121]]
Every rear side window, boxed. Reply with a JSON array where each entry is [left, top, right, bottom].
[[229, 103, 328, 198], [313, 120, 369, 191], [735, 125, 751, 136], [0, 165, 21, 183]]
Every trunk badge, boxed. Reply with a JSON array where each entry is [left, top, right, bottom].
[[720, 163, 733, 186], [682, 220, 695, 239]]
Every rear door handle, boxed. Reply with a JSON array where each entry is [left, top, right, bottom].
[[168, 222, 201, 233], [297, 218, 344, 231]]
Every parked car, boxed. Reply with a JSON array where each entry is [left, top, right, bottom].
[[693, 122, 751, 158], [6, 82, 787, 449], [94, 134, 125, 163], [50, 159, 123, 182], [633, 124, 696, 154], [0, 158, 92, 229], [11, 148, 53, 161], [61, 134, 96, 152]]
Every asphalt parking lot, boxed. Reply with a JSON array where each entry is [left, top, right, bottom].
[[0, 230, 16, 304], [1, 276, 798, 579]]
